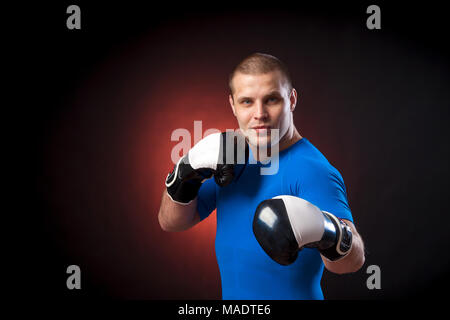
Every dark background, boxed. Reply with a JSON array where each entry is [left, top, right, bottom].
[[10, 1, 449, 302]]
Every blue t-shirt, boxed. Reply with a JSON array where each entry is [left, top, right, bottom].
[[197, 137, 353, 300]]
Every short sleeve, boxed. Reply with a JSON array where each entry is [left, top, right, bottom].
[[299, 163, 353, 223], [197, 178, 217, 221]]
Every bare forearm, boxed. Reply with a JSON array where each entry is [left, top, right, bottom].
[[158, 190, 200, 232], [322, 221, 365, 274]]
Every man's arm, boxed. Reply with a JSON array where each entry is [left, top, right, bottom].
[[159, 131, 247, 232], [321, 220, 365, 274], [158, 189, 201, 232]]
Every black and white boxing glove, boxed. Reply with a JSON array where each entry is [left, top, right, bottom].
[[165, 131, 249, 204], [252, 195, 352, 265]]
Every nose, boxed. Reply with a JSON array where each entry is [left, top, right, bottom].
[[253, 101, 268, 121]]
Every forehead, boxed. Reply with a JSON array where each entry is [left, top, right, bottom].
[[232, 70, 287, 96]]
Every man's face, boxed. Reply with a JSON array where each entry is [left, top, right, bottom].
[[229, 70, 296, 148]]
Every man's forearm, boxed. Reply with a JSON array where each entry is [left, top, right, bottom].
[[321, 220, 365, 274], [158, 190, 199, 232]]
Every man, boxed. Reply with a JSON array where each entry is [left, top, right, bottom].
[[158, 53, 365, 299]]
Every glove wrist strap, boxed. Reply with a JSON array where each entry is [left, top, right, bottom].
[[319, 211, 353, 261], [165, 155, 212, 204]]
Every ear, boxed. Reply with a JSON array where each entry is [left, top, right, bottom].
[[229, 94, 237, 116], [289, 88, 298, 112]]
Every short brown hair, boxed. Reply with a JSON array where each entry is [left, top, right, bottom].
[[228, 53, 293, 95]]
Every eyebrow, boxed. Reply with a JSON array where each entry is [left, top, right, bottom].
[[236, 91, 282, 101], [265, 91, 282, 97], [236, 96, 253, 102]]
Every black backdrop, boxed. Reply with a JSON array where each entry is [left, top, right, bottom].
[[10, 0, 450, 306]]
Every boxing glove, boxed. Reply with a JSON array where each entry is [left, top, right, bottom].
[[252, 195, 352, 265], [165, 131, 249, 204]]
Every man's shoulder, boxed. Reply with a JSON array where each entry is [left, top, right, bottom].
[[283, 150, 341, 187], [286, 144, 330, 171], [290, 156, 331, 177]]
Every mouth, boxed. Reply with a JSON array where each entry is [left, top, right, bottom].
[[251, 125, 271, 132]]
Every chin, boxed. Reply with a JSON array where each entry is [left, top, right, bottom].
[[245, 129, 278, 147], [248, 135, 273, 149]]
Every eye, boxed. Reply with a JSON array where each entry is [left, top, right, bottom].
[[267, 97, 279, 103]]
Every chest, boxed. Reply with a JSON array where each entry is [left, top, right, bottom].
[[215, 163, 293, 244]]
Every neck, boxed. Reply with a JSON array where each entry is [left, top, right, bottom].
[[279, 125, 302, 152]]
